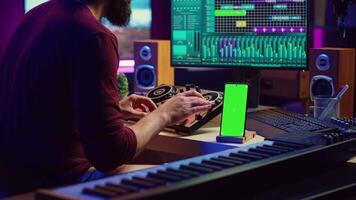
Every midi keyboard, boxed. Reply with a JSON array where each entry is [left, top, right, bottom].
[[36, 137, 356, 200]]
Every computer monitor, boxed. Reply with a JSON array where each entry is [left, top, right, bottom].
[[171, 0, 309, 69], [24, 0, 152, 60]]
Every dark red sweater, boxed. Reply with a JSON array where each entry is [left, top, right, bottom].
[[0, 0, 137, 188]]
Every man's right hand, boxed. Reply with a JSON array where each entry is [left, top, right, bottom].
[[156, 90, 213, 126]]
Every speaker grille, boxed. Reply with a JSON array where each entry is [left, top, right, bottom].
[[310, 75, 334, 100], [135, 65, 156, 89]]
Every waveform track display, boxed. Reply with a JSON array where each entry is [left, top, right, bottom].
[[202, 35, 306, 67]]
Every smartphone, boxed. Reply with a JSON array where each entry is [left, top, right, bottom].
[[220, 83, 249, 137]]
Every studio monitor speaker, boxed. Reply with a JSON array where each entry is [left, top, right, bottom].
[[309, 48, 356, 118], [134, 40, 174, 93]]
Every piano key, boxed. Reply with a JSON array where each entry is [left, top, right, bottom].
[[121, 178, 157, 189], [211, 157, 244, 165], [106, 182, 140, 193], [82, 187, 117, 198], [190, 162, 223, 171], [241, 151, 270, 158], [166, 168, 201, 177], [202, 159, 236, 168], [132, 177, 166, 186], [273, 141, 305, 149], [264, 144, 295, 151], [250, 147, 281, 155], [219, 155, 251, 163], [260, 145, 290, 153], [147, 172, 182, 182], [158, 170, 192, 179], [95, 185, 129, 195], [180, 164, 214, 173], [230, 152, 263, 161]]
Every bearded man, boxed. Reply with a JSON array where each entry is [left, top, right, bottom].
[[0, 0, 211, 194]]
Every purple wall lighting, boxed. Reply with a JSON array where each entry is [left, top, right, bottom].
[[313, 28, 325, 48]]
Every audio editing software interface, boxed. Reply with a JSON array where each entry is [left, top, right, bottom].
[[171, 0, 308, 68]]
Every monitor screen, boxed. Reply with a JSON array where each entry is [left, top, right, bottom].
[[171, 0, 309, 69], [25, 0, 152, 60]]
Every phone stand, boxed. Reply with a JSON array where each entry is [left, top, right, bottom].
[[216, 131, 257, 144]]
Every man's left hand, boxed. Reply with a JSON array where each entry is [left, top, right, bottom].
[[119, 94, 157, 120]]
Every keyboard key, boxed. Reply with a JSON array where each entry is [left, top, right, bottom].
[[83, 187, 117, 198], [219, 155, 251, 163], [166, 168, 201, 177], [158, 170, 191, 179], [230, 152, 263, 161], [106, 182, 140, 193], [211, 157, 244, 165], [132, 177, 166, 186], [252, 147, 281, 155], [147, 172, 182, 182], [261, 145, 290, 153], [242, 151, 270, 158], [96, 185, 129, 195], [180, 164, 214, 173], [202, 159, 236, 168], [273, 141, 305, 149], [190, 162, 223, 171], [266, 144, 295, 151], [121, 179, 157, 189]]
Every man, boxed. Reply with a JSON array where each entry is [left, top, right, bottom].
[[0, 0, 212, 193]]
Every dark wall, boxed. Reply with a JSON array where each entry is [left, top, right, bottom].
[[151, 0, 171, 39], [0, 0, 24, 63]]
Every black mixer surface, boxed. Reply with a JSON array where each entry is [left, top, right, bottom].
[[146, 84, 224, 134]]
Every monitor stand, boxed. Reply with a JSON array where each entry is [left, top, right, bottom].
[[233, 68, 261, 109]]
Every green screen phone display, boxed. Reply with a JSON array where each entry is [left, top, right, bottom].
[[220, 84, 248, 137]]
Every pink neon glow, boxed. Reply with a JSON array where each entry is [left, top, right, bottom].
[[118, 60, 135, 73], [313, 28, 324, 48]]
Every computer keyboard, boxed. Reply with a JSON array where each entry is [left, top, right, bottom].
[[248, 109, 337, 133]]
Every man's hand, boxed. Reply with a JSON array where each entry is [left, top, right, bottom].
[[119, 94, 157, 119], [156, 90, 213, 126]]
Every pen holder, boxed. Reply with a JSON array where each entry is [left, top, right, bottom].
[[313, 97, 340, 121]]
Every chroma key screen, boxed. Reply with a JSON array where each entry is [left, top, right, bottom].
[[171, 0, 308, 68]]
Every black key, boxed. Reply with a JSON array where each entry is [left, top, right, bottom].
[[158, 170, 192, 179], [202, 159, 235, 168], [106, 182, 140, 193], [243, 150, 270, 158], [147, 172, 182, 182], [252, 147, 281, 155], [190, 162, 223, 171], [211, 157, 243, 165], [132, 176, 166, 186], [121, 178, 157, 189], [180, 164, 214, 173], [230, 152, 263, 161], [167, 168, 201, 177], [96, 185, 129, 195], [270, 144, 296, 151], [260, 145, 290, 153], [264, 144, 294, 151], [83, 187, 117, 198], [219, 155, 251, 163], [273, 141, 305, 149]]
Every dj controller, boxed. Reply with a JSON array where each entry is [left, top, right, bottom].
[[146, 84, 223, 134]]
